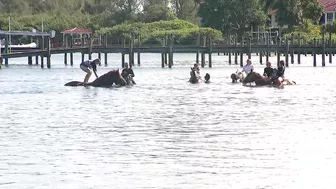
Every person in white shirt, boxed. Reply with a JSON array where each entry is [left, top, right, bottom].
[[80, 58, 100, 84], [242, 59, 254, 74]]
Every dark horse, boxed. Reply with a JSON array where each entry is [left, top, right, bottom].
[[243, 71, 296, 87], [64, 69, 126, 87]]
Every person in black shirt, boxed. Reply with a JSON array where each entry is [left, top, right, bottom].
[[276, 60, 285, 78], [263, 61, 275, 78], [121, 62, 136, 84]]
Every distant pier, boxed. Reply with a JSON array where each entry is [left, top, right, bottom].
[[1, 30, 335, 68]]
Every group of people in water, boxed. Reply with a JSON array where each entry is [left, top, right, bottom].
[[79, 57, 288, 86], [79, 58, 136, 85], [189, 63, 210, 84], [241, 59, 287, 85]]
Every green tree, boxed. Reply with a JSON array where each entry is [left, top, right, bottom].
[[198, 0, 267, 35]]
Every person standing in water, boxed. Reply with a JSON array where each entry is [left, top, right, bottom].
[[80, 58, 100, 84], [242, 59, 254, 75]]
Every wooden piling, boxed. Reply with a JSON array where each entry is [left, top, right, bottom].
[[284, 37, 289, 67], [28, 56, 32, 65], [322, 32, 326, 67], [266, 33, 269, 62], [40, 56, 44, 68], [234, 34, 238, 65], [46, 37, 51, 68], [137, 33, 141, 66], [161, 38, 165, 68], [240, 37, 243, 67], [4, 35, 8, 66], [329, 32, 332, 64], [64, 53, 68, 65], [291, 34, 294, 64], [313, 38, 317, 67], [196, 33, 200, 64], [208, 37, 212, 68], [277, 37, 281, 64], [122, 38, 126, 68], [88, 37, 92, 60], [201, 36, 206, 68], [70, 35, 73, 66], [168, 34, 173, 68], [104, 34, 108, 66], [297, 34, 301, 64]]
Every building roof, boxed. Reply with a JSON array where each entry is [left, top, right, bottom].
[[268, 9, 278, 15], [61, 27, 92, 35], [319, 0, 336, 12], [269, 0, 336, 15]]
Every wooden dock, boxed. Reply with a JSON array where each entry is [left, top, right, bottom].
[[1, 31, 335, 68]]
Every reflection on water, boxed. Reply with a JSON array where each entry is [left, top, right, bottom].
[[0, 54, 336, 189]]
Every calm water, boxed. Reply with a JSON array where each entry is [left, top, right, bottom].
[[1, 53, 336, 189]]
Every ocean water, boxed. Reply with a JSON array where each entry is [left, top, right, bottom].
[[0, 53, 336, 189]]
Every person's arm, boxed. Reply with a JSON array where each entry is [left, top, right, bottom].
[[92, 63, 99, 78], [130, 69, 135, 77]]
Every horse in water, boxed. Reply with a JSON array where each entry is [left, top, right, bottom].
[[64, 69, 126, 87], [230, 70, 246, 83], [243, 71, 296, 87]]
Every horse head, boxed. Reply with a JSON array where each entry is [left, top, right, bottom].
[[231, 71, 245, 83]]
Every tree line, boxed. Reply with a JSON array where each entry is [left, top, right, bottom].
[[0, 0, 334, 44]]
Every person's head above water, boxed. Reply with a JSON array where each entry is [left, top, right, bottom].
[[124, 62, 129, 68]]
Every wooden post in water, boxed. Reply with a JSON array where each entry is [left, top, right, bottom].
[[196, 33, 200, 64], [290, 33, 294, 64], [208, 37, 212, 68], [137, 33, 141, 66], [240, 37, 244, 67], [228, 35, 232, 65], [248, 36, 252, 60], [46, 37, 51, 68], [64, 34, 68, 65], [277, 37, 281, 64], [329, 32, 332, 64], [35, 37, 39, 65], [168, 34, 173, 68], [28, 56, 32, 65], [234, 34, 238, 65], [201, 36, 206, 68], [121, 38, 126, 68], [285, 37, 289, 67], [129, 33, 135, 67], [98, 34, 101, 62], [297, 34, 301, 64], [266, 33, 269, 62], [81, 36, 85, 63], [104, 34, 108, 66], [161, 38, 165, 68], [322, 30, 326, 67], [41, 36, 45, 68], [164, 36, 168, 65], [88, 37, 92, 60], [70, 35, 73, 66], [35, 56, 39, 65], [313, 38, 317, 67]]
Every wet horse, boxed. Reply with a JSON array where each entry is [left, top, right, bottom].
[[64, 69, 126, 87], [243, 71, 296, 87]]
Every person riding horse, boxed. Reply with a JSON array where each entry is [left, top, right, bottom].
[[189, 63, 201, 83], [121, 62, 136, 84]]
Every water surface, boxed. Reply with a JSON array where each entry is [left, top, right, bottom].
[[0, 53, 336, 189]]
